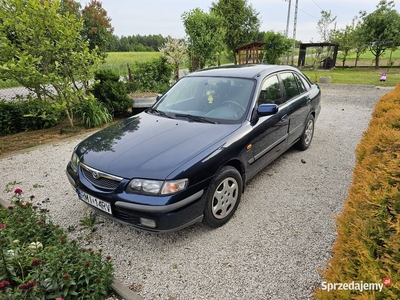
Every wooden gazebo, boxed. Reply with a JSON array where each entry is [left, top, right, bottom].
[[236, 41, 266, 64], [297, 42, 339, 69]]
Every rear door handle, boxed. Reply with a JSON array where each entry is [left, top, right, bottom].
[[280, 114, 288, 122]]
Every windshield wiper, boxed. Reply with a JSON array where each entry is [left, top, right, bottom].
[[149, 108, 174, 119], [174, 113, 217, 124]]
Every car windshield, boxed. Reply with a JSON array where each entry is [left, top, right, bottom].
[[150, 76, 255, 124]]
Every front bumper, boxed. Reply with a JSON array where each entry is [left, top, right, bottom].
[[66, 162, 208, 233]]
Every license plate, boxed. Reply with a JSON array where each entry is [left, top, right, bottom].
[[77, 189, 112, 215]]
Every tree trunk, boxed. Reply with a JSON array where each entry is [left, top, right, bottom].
[[174, 63, 179, 82], [375, 55, 379, 69], [65, 108, 74, 127], [232, 50, 237, 65], [355, 54, 359, 67]]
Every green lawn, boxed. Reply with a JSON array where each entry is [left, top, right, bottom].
[[101, 52, 162, 76], [302, 67, 400, 86]]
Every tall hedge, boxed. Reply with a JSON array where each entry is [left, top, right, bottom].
[[315, 83, 400, 299]]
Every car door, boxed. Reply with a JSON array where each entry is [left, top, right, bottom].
[[248, 74, 290, 173], [279, 72, 311, 146]]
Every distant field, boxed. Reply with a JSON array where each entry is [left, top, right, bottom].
[[299, 48, 400, 68], [1, 49, 399, 89], [101, 52, 162, 76], [302, 67, 400, 86]]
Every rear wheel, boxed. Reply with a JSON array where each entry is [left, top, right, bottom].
[[203, 166, 242, 228], [296, 114, 315, 150]]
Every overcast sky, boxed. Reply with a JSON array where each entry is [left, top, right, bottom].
[[77, 0, 396, 43]]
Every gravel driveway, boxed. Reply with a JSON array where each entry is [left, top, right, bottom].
[[0, 84, 392, 300]]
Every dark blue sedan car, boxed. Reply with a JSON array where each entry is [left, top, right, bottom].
[[66, 64, 321, 233]]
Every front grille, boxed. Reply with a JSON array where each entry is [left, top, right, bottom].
[[80, 164, 122, 191]]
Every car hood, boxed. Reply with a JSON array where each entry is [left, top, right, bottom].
[[77, 112, 241, 179]]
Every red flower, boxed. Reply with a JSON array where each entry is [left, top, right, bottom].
[[84, 261, 90, 267], [14, 188, 23, 195], [106, 255, 111, 260], [0, 224, 4, 229], [31, 258, 45, 266], [7, 206, 13, 210], [31, 258, 40, 266], [62, 273, 70, 280], [19, 281, 36, 290]]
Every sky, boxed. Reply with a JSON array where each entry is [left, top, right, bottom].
[[77, 0, 397, 43]]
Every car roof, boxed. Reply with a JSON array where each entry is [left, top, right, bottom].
[[186, 64, 299, 79]]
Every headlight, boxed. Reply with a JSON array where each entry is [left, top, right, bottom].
[[127, 178, 188, 195], [70, 153, 80, 172]]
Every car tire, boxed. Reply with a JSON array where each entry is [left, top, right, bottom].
[[296, 114, 315, 151], [203, 166, 242, 228]]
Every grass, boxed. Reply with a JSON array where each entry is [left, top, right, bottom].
[[101, 52, 162, 76], [302, 67, 400, 86]]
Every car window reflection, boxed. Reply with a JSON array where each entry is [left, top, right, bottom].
[[152, 77, 255, 123]]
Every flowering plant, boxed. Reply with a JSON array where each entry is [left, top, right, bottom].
[[0, 189, 114, 299]]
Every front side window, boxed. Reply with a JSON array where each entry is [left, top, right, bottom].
[[152, 76, 255, 123], [258, 75, 284, 105]]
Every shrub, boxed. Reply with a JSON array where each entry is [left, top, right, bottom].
[[0, 100, 25, 135], [0, 98, 64, 136], [314, 83, 400, 299], [0, 189, 114, 299], [129, 56, 173, 94], [92, 70, 132, 117], [73, 96, 113, 128]]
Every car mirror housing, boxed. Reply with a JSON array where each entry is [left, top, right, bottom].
[[156, 94, 163, 102], [257, 104, 279, 116]]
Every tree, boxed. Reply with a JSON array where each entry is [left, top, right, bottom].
[[81, 0, 114, 54], [0, 0, 102, 127], [317, 10, 337, 42], [159, 36, 187, 82], [211, 0, 261, 65], [60, 0, 81, 18], [348, 17, 368, 67], [182, 8, 224, 71], [359, 0, 400, 68], [262, 31, 292, 64], [331, 22, 355, 67]]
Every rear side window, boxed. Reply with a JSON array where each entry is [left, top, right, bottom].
[[258, 75, 284, 105], [280, 72, 300, 101], [294, 72, 311, 92], [294, 73, 306, 94]]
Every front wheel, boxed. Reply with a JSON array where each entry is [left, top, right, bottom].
[[296, 114, 315, 150], [203, 166, 243, 228]]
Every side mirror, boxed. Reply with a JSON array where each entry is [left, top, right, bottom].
[[257, 104, 278, 116]]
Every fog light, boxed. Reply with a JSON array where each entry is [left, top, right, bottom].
[[140, 217, 157, 228]]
